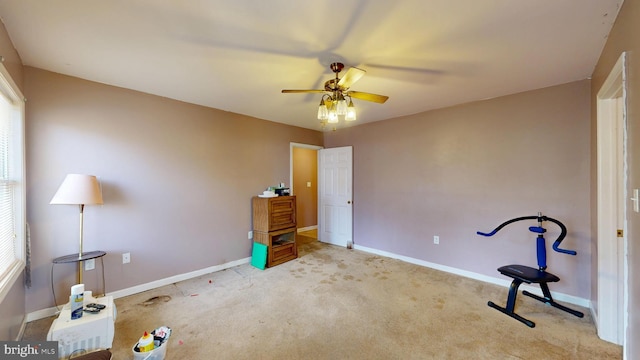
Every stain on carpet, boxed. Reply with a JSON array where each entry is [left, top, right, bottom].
[[140, 295, 172, 306], [311, 252, 333, 262]]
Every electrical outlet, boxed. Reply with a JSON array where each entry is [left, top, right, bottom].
[[122, 252, 131, 264], [307, 181, 311, 188], [434, 236, 439, 245], [84, 259, 95, 271], [248, 231, 253, 239]]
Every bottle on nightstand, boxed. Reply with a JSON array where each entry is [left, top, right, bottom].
[[69, 284, 84, 320]]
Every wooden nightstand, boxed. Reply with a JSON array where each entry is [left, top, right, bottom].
[[252, 196, 298, 267]]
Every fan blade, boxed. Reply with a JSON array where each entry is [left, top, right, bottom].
[[337, 67, 365, 90], [282, 89, 327, 94], [347, 91, 389, 104]]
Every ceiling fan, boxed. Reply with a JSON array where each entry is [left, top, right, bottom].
[[282, 62, 389, 124]]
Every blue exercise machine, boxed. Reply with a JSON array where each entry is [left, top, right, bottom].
[[477, 212, 584, 327]]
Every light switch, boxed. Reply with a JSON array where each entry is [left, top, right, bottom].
[[632, 189, 639, 213], [306, 181, 311, 188]]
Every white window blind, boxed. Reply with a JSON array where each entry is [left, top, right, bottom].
[[0, 93, 16, 279], [0, 62, 25, 304]]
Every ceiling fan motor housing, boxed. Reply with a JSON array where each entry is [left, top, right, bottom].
[[330, 62, 345, 74]]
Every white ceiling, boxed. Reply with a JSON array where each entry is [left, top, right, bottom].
[[0, 0, 623, 131]]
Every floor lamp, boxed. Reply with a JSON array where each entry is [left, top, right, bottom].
[[50, 174, 104, 284]]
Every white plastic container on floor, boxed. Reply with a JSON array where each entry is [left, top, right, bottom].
[[132, 340, 167, 360]]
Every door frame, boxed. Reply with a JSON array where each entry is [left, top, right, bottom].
[[596, 51, 627, 346]]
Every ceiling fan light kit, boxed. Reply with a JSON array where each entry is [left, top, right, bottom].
[[282, 62, 388, 127], [317, 93, 352, 123]]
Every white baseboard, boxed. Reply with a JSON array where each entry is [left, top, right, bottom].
[[106, 257, 250, 299], [26, 257, 251, 323], [297, 225, 317, 233], [590, 304, 599, 330], [354, 244, 590, 308], [26, 307, 61, 323], [16, 314, 26, 341]]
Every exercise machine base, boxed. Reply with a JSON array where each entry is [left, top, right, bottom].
[[488, 265, 584, 328]]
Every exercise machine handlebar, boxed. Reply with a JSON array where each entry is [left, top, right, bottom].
[[476, 215, 537, 237], [477, 214, 576, 256]]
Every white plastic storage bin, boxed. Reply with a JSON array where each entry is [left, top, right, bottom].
[[132, 341, 167, 360]]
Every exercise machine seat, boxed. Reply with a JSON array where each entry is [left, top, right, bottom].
[[497, 265, 559, 284]]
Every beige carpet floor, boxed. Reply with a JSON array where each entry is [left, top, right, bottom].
[[24, 235, 622, 359]]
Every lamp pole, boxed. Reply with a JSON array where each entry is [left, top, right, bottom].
[[78, 203, 85, 284]]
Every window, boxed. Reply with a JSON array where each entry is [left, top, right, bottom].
[[0, 62, 25, 304]]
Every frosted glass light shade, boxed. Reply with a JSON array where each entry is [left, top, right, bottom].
[[345, 100, 356, 121], [327, 111, 339, 124], [336, 96, 347, 115], [317, 101, 328, 120], [50, 174, 104, 205]]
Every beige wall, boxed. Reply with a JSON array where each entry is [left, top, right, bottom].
[[325, 80, 591, 298], [24, 67, 322, 313], [0, 20, 25, 341], [5, 8, 635, 352], [590, 0, 640, 355], [292, 147, 318, 229]]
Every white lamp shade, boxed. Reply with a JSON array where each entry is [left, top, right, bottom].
[[50, 174, 104, 205]]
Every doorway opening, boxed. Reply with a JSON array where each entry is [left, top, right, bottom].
[[290, 143, 322, 239]]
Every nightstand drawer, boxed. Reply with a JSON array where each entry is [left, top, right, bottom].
[[271, 242, 297, 266], [270, 197, 294, 212], [270, 211, 295, 231], [252, 196, 297, 231]]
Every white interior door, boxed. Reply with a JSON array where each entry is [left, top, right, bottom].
[[596, 52, 627, 346], [318, 146, 353, 247]]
